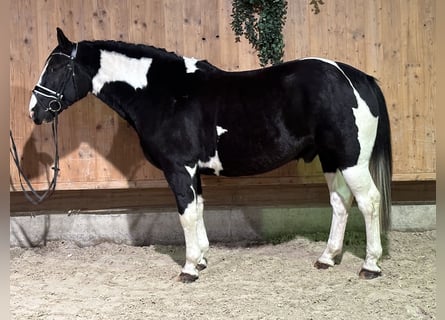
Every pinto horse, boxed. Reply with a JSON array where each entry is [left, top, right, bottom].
[[29, 28, 391, 282]]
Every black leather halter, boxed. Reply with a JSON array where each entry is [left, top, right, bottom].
[[32, 44, 79, 113]]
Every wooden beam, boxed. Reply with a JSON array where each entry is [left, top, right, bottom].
[[10, 181, 435, 215]]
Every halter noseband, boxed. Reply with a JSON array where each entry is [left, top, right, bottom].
[[32, 43, 79, 113]]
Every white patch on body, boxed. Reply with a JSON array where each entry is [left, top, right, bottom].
[[198, 126, 228, 176], [183, 57, 198, 73], [198, 151, 224, 176], [216, 126, 228, 136], [184, 164, 198, 200], [92, 50, 152, 95], [301, 57, 378, 165], [185, 164, 197, 179]]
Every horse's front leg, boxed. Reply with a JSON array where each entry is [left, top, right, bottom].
[[178, 196, 202, 282], [166, 164, 207, 283]]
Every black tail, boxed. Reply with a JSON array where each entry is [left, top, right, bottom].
[[369, 79, 392, 232]]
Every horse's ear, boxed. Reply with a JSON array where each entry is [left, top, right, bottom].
[[56, 27, 73, 51]]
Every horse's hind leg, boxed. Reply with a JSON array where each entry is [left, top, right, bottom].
[[342, 163, 383, 279], [315, 170, 353, 269]]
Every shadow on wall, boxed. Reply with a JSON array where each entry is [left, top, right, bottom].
[[12, 86, 150, 187]]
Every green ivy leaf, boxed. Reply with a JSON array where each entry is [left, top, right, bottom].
[[230, 0, 288, 67]]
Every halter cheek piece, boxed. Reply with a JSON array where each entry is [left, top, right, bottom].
[[32, 43, 78, 113]]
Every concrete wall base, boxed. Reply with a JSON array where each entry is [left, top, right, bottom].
[[10, 205, 436, 247]]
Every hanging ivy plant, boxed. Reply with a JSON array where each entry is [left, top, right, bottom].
[[231, 0, 288, 67], [309, 0, 325, 14]]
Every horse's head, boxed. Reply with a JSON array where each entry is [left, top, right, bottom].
[[29, 28, 90, 124]]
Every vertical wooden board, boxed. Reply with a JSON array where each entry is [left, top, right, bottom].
[[9, 0, 38, 137], [307, 0, 329, 58], [143, 0, 166, 48], [217, 0, 241, 71], [405, 0, 435, 177], [200, 0, 222, 64], [282, 0, 310, 60], [421, 0, 436, 176], [182, 0, 203, 57], [129, 0, 148, 43], [363, 0, 383, 76], [163, 0, 184, 54], [107, 0, 131, 40], [378, 0, 402, 176]]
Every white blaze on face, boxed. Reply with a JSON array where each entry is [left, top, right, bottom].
[[183, 57, 198, 73], [198, 126, 228, 176], [29, 58, 51, 116], [92, 50, 153, 95], [28, 95, 38, 118]]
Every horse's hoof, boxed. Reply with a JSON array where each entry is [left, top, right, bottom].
[[314, 261, 332, 270], [359, 268, 382, 279], [197, 258, 208, 271], [178, 272, 199, 283]]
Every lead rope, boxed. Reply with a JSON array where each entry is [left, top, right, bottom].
[[10, 113, 60, 204]]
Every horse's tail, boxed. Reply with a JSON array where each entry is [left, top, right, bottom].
[[369, 79, 392, 232]]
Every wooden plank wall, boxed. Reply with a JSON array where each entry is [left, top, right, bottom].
[[10, 0, 436, 192]]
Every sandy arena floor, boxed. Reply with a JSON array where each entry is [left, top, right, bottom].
[[10, 230, 435, 320]]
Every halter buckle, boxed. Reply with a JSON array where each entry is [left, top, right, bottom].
[[47, 100, 62, 113]]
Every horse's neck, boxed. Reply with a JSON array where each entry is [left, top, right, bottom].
[[77, 40, 189, 127]]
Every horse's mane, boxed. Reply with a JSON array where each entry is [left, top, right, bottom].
[[83, 39, 189, 62]]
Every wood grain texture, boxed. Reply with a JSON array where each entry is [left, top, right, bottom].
[[10, 0, 436, 192], [10, 181, 436, 214]]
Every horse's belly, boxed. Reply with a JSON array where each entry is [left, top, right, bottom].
[[199, 137, 312, 177]]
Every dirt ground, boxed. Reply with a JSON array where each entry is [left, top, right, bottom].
[[10, 230, 435, 320]]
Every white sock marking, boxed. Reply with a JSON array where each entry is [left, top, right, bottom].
[[92, 50, 152, 95], [342, 164, 382, 272], [180, 198, 200, 277], [318, 171, 352, 266], [183, 57, 198, 73]]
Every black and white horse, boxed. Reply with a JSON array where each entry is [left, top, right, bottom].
[[29, 28, 392, 282]]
